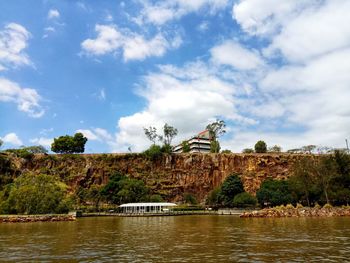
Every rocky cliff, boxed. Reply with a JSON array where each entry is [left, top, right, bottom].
[[1, 153, 307, 202]]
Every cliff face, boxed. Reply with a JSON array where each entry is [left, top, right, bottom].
[[2, 153, 306, 202]]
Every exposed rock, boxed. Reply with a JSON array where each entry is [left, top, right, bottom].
[[1, 153, 311, 203], [240, 207, 350, 218], [0, 214, 76, 223]]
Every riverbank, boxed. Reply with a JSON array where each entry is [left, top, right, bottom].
[[240, 206, 350, 218], [0, 214, 76, 223]]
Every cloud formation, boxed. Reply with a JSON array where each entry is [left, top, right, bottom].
[[81, 24, 182, 61], [112, 0, 350, 152], [0, 78, 44, 118], [1, 133, 23, 146], [0, 23, 31, 71], [47, 9, 60, 20], [135, 0, 229, 25]]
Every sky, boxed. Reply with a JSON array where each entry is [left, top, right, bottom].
[[0, 0, 350, 153]]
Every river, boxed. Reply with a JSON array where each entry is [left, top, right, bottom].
[[1, 216, 350, 262]]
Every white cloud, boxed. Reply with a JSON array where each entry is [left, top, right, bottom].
[[30, 137, 53, 148], [0, 23, 31, 70], [211, 40, 264, 70], [263, 0, 350, 62], [136, 0, 229, 25], [81, 24, 182, 61], [232, 0, 319, 36], [113, 61, 256, 152], [1, 133, 23, 146], [0, 78, 44, 118], [48, 9, 60, 20], [76, 128, 114, 142]]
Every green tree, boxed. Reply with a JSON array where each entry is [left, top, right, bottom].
[[4, 173, 68, 214], [210, 140, 221, 153], [51, 133, 87, 154], [242, 148, 254, 153], [301, 145, 317, 154], [256, 179, 292, 207], [206, 119, 226, 141], [143, 126, 158, 145], [0, 139, 3, 149], [160, 123, 178, 146], [206, 187, 222, 206], [206, 119, 226, 153], [232, 192, 257, 208], [290, 157, 315, 206], [101, 172, 149, 205], [184, 193, 197, 205], [268, 145, 282, 153], [100, 172, 127, 204], [221, 149, 232, 154], [182, 141, 190, 153], [220, 174, 244, 207], [149, 194, 164, 202], [117, 178, 149, 204], [255, 140, 267, 153]]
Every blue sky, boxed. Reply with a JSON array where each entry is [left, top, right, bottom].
[[1, 0, 350, 153]]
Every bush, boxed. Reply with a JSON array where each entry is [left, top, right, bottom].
[[206, 187, 222, 206], [2, 173, 68, 214], [149, 194, 164, 202], [296, 203, 304, 209], [242, 148, 254, 153], [255, 140, 267, 153], [256, 179, 293, 207], [221, 149, 232, 154], [323, 203, 333, 209], [184, 193, 197, 205], [181, 141, 190, 153], [51, 133, 88, 154], [285, 204, 295, 209], [143, 145, 163, 160], [232, 192, 257, 208], [314, 203, 321, 209], [210, 140, 221, 153], [161, 144, 172, 154]]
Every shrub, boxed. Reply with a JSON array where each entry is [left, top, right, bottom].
[[149, 194, 164, 202], [256, 179, 293, 207], [143, 145, 163, 160], [285, 204, 295, 209], [184, 193, 197, 205], [206, 187, 222, 206], [323, 203, 333, 209], [181, 141, 190, 153], [296, 203, 304, 209], [221, 149, 232, 154], [4, 173, 68, 214], [255, 140, 267, 153], [242, 148, 254, 154], [232, 192, 257, 208], [210, 140, 221, 153], [314, 202, 321, 209]]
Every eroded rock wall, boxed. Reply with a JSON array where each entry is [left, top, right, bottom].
[[3, 153, 307, 202]]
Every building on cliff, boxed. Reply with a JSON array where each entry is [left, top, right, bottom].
[[173, 130, 212, 153]]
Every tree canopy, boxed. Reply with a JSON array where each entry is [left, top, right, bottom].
[[255, 140, 267, 153], [51, 133, 88, 154]]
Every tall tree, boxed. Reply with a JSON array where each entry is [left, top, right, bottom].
[[0, 139, 3, 149], [143, 126, 158, 145], [161, 123, 178, 146], [206, 119, 226, 141]]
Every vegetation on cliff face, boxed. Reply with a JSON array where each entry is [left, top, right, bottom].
[[206, 174, 257, 208], [256, 151, 350, 207], [2, 150, 347, 213]]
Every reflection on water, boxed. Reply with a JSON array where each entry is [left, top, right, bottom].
[[1, 216, 350, 262]]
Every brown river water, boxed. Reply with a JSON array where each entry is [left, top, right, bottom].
[[1, 215, 350, 262]]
